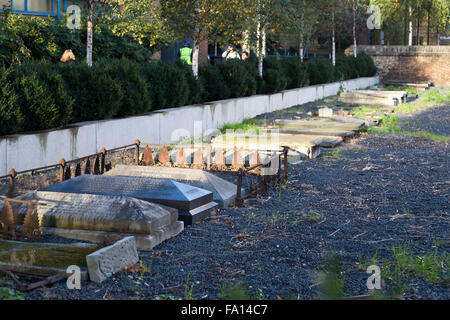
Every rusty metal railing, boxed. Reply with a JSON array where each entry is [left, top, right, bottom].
[[235, 146, 289, 207]]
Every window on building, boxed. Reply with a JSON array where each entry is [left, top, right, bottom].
[[0, 1, 67, 16]]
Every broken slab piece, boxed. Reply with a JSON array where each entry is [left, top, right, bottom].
[[0, 239, 97, 280], [86, 236, 139, 283], [7, 191, 184, 250]]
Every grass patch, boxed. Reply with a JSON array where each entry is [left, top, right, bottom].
[[422, 89, 445, 104], [367, 115, 401, 134], [394, 103, 417, 114], [360, 244, 449, 286], [322, 148, 343, 160], [403, 131, 450, 142], [386, 85, 418, 96], [352, 105, 381, 117], [219, 118, 261, 134]]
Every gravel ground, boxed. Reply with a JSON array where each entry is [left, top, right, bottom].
[[23, 109, 449, 300], [2, 88, 449, 301], [400, 105, 450, 136]]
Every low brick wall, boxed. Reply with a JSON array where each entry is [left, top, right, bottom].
[[346, 45, 450, 86]]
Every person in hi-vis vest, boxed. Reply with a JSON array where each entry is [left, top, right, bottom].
[[178, 40, 193, 65]]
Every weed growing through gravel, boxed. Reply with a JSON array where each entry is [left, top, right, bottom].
[[184, 272, 195, 300], [359, 243, 449, 298], [319, 254, 347, 299], [322, 148, 343, 160]]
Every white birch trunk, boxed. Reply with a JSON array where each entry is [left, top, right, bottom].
[[192, 40, 200, 78], [408, 7, 413, 46], [242, 30, 250, 53], [353, 1, 357, 57], [86, 1, 93, 67], [332, 8, 336, 66], [257, 19, 263, 78]]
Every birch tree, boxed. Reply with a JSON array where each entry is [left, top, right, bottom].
[[286, 0, 319, 61]]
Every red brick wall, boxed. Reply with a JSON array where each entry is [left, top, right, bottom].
[[346, 46, 450, 86], [198, 40, 209, 64]]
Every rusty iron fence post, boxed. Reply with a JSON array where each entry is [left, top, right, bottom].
[[134, 140, 141, 165], [58, 159, 66, 182], [7, 169, 16, 198], [283, 146, 289, 181], [235, 168, 244, 207], [100, 147, 106, 174]]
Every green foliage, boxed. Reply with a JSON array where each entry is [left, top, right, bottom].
[[263, 57, 288, 93], [280, 58, 309, 89], [306, 57, 334, 85], [334, 54, 358, 81], [2, 61, 73, 132], [367, 115, 401, 134], [0, 10, 152, 68], [59, 61, 123, 121], [140, 62, 190, 110], [0, 286, 25, 300], [217, 59, 256, 98], [97, 58, 151, 117], [355, 52, 377, 77], [0, 50, 376, 136], [198, 63, 230, 102]]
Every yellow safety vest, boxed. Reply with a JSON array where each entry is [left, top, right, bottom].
[[180, 47, 193, 65]]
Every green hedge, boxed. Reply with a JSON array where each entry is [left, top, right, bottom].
[[0, 54, 377, 136]]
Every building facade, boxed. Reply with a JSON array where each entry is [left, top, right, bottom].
[[0, 0, 68, 21]]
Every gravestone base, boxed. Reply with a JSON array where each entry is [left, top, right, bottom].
[[41, 220, 184, 250]]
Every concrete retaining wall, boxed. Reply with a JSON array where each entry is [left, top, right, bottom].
[[0, 76, 379, 176]]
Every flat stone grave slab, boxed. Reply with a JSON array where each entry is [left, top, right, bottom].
[[7, 191, 183, 250], [105, 165, 241, 208], [212, 132, 342, 150], [274, 119, 364, 131], [212, 135, 320, 159], [41, 175, 217, 226], [0, 239, 97, 280]]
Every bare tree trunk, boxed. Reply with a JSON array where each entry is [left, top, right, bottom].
[[86, 0, 94, 67], [332, 8, 336, 66], [353, 0, 357, 57], [427, 7, 431, 45], [416, 17, 420, 45], [408, 7, 413, 46], [192, 39, 200, 78], [299, 34, 304, 61]]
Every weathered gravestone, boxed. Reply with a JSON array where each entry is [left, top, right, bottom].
[[0, 239, 97, 280], [86, 236, 139, 283], [8, 191, 184, 250], [41, 175, 217, 226], [105, 165, 242, 208]]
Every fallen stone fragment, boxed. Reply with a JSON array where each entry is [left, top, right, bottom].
[[86, 236, 139, 283]]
